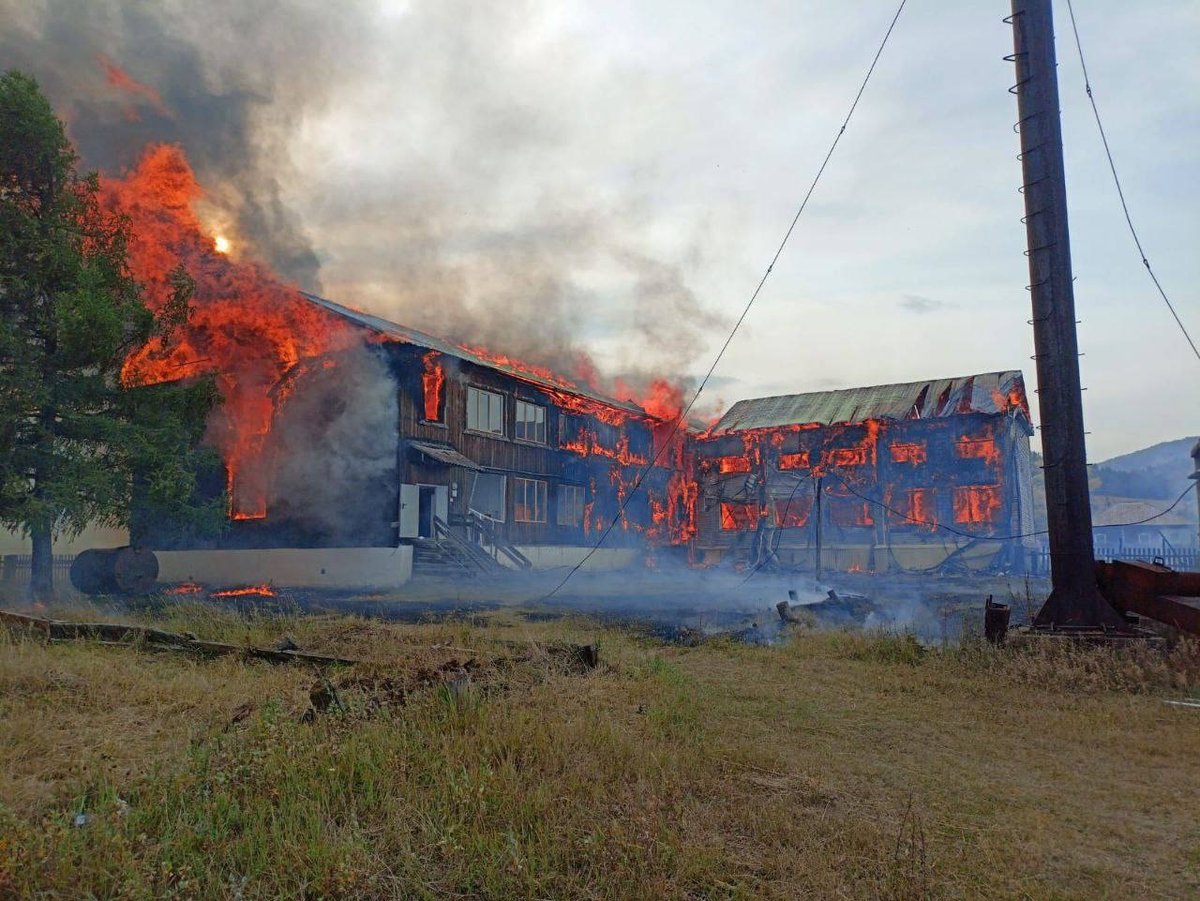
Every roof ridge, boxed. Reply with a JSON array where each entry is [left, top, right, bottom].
[[299, 291, 656, 420]]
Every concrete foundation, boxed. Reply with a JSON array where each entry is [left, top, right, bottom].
[[506, 546, 643, 571], [156, 546, 413, 589]]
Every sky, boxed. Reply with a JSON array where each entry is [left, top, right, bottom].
[[2, 0, 1197, 461]]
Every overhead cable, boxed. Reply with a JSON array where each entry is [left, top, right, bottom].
[[536, 0, 910, 602], [1063, 0, 1200, 363]]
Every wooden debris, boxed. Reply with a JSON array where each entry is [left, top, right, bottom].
[[0, 609, 356, 666]]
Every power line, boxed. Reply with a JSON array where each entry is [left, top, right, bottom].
[[536, 0, 910, 602], [1062, 0, 1200, 364]]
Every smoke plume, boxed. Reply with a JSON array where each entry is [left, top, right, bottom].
[[1, 0, 726, 399]]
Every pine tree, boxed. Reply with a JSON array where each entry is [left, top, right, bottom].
[[0, 70, 222, 600]]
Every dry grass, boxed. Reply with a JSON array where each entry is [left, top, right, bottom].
[[1, 599, 1198, 899]]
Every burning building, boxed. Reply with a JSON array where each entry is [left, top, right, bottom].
[[138, 293, 692, 585], [690, 372, 1036, 573]]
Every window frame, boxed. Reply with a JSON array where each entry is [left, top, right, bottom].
[[556, 483, 586, 527], [513, 477, 548, 523], [465, 385, 506, 436], [514, 399, 547, 444]]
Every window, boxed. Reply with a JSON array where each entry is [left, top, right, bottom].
[[720, 502, 759, 530], [468, 473, 506, 522], [514, 400, 547, 443], [889, 442, 926, 465], [886, 488, 934, 528], [513, 478, 547, 523], [717, 456, 752, 473], [466, 386, 505, 435], [557, 484, 586, 526], [952, 485, 1002, 525], [774, 496, 813, 528], [779, 450, 809, 470]]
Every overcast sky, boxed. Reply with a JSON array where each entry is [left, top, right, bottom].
[[4, 0, 1197, 460]]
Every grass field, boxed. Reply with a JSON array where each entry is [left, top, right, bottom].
[[2, 599, 1198, 900]]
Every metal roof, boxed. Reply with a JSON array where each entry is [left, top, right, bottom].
[[408, 440, 481, 471], [710, 371, 1030, 433], [300, 293, 652, 420]]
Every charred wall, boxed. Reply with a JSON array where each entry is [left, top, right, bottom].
[[692, 412, 1033, 570]]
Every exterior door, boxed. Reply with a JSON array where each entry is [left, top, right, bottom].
[[435, 485, 449, 527], [398, 484, 420, 539]]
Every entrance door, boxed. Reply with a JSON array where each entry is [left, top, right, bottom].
[[418, 486, 436, 538], [398, 484, 420, 538]]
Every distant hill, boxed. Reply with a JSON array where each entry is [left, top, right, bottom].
[[1028, 437, 1198, 531], [1091, 436, 1198, 503]]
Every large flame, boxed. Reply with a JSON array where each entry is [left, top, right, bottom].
[[102, 144, 358, 518]]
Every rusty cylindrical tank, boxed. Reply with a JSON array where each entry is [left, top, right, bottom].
[[70, 547, 159, 595]]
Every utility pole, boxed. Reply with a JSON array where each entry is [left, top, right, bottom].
[[813, 474, 823, 582], [1006, 0, 1125, 629]]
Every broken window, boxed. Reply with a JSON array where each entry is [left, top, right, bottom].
[[421, 352, 445, 422], [717, 456, 752, 474], [774, 496, 813, 528], [468, 473, 506, 522], [557, 484, 586, 527], [720, 502, 759, 530], [514, 399, 546, 443], [828, 497, 874, 528], [514, 477, 547, 523], [466, 386, 505, 435], [957, 434, 999, 465], [952, 485, 1002, 525], [887, 488, 934, 527], [826, 445, 868, 467], [779, 450, 809, 470], [889, 442, 926, 465]]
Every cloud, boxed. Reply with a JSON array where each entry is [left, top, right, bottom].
[[898, 294, 954, 315]]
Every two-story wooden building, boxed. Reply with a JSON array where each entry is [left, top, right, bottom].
[[141, 293, 687, 583], [691, 372, 1036, 573]]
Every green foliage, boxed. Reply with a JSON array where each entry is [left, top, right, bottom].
[[0, 70, 222, 555]]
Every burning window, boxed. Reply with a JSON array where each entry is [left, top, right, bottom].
[[952, 485, 1002, 525], [720, 502, 759, 530], [887, 488, 934, 527], [466, 386, 505, 435], [421, 351, 445, 422], [889, 442, 926, 465], [957, 434, 999, 465], [513, 477, 547, 523], [775, 496, 813, 528], [514, 399, 547, 443], [826, 446, 868, 467], [718, 456, 752, 474], [828, 498, 874, 528], [557, 484, 586, 526], [779, 450, 810, 470]]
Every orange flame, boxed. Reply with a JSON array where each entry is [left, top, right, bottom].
[[211, 584, 276, 598], [103, 144, 358, 520]]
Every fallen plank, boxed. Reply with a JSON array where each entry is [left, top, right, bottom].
[[0, 609, 356, 666]]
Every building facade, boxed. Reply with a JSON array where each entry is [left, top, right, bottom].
[[690, 372, 1036, 572]]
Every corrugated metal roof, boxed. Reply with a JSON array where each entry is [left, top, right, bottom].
[[301, 292, 652, 419], [710, 371, 1030, 433], [408, 441, 482, 471]]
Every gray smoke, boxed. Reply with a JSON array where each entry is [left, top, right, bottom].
[[1, 0, 726, 397], [267, 345, 398, 542]]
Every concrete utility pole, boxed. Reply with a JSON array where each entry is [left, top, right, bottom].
[[1006, 0, 1126, 628]]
